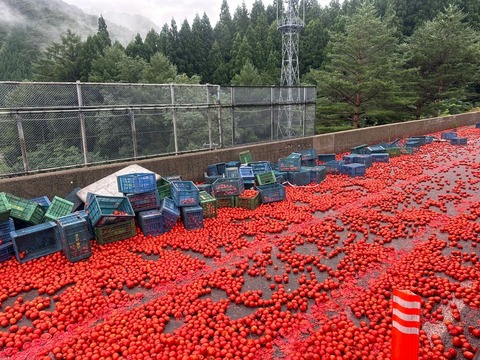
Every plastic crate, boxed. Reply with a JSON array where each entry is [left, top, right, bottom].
[[29, 196, 51, 211], [76, 210, 94, 240], [11, 221, 61, 263], [441, 132, 457, 140], [213, 178, 244, 197], [0, 192, 11, 222], [309, 166, 326, 184], [298, 149, 317, 161], [171, 181, 200, 207], [199, 191, 217, 219], [354, 154, 373, 167], [239, 166, 254, 179], [405, 140, 421, 148], [366, 145, 386, 154], [43, 196, 74, 222], [273, 171, 288, 184], [401, 147, 415, 155], [476, 123, 480, 129], [196, 184, 213, 195], [0, 219, 14, 245], [226, 161, 241, 168], [5, 193, 45, 225], [371, 153, 390, 163], [181, 206, 204, 230], [288, 152, 302, 160], [317, 154, 336, 164], [117, 173, 157, 194], [450, 137, 467, 145], [225, 167, 240, 178], [342, 163, 366, 177], [324, 160, 345, 174], [207, 164, 219, 176], [216, 196, 238, 208], [288, 170, 311, 186], [385, 147, 402, 158], [160, 197, 180, 232], [94, 219, 136, 245], [239, 150, 253, 164], [127, 190, 160, 213], [138, 209, 164, 237], [249, 162, 272, 175], [165, 175, 182, 182], [409, 136, 426, 146], [342, 154, 358, 164], [350, 144, 367, 154], [244, 179, 256, 190], [278, 157, 301, 172], [56, 214, 91, 262], [238, 192, 261, 210], [256, 171, 276, 186], [156, 178, 172, 200], [86, 194, 135, 227], [301, 159, 317, 167], [257, 183, 286, 204], [204, 174, 224, 184], [424, 136, 434, 144], [0, 242, 14, 263]]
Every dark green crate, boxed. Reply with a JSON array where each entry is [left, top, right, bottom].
[[0, 192, 11, 222], [94, 219, 136, 245], [350, 144, 367, 154], [238, 192, 261, 210], [5, 193, 45, 225], [43, 196, 74, 222], [199, 191, 217, 218], [256, 171, 276, 186], [156, 178, 172, 200], [385, 147, 402, 157], [216, 196, 238, 208], [239, 150, 253, 164]]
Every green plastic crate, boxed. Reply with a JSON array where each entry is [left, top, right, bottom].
[[216, 196, 238, 208], [239, 150, 253, 164], [256, 171, 277, 186], [238, 192, 261, 210], [156, 178, 172, 200], [5, 193, 45, 225], [0, 193, 11, 222], [199, 191, 217, 218], [94, 219, 136, 245], [385, 147, 402, 157], [43, 196, 74, 222]]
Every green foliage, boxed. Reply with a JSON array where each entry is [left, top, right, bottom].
[[0, 28, 39, 81], [231, 61, 265, 86]]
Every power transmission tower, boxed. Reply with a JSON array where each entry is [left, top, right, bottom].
[[277, 0, 304, 138]]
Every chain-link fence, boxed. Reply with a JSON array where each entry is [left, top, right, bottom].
[[0, 82, 316, 177]]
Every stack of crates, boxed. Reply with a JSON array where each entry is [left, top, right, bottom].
[[199, 191, 217, 219], [10, 221, 61, 263], [160, 197, 180, 232], [138, 209, 164, 236], [118, 173, 160, 215], [42, 196, 74, 222], [0, 218, 15, 263], [56, 213, 91, 262], [213, 177, 244, 211]]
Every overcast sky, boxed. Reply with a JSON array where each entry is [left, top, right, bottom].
[[62, 0, 334, 28]]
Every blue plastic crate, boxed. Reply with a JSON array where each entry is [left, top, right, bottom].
[[213, 178, 245, 197], [317, 154, 336, 164], [225, 167, 240, 178], [204, 174, 223, 184], [371, 153, 390, 163], [299, 149, 317, 161], [273, 171, 288, 184], [11, 221, 61, 263], [324, 160, 345, 174], [244, 179, 256, 189], [476, 123, 480, 129], [288, 170, 311, 186], [226, 161, 241, 168], [0, 219, 14, 244], [138, 209, 164, 237], [342, 163, 366, 177], [350, 145, 367, 154], [424, 136, 434, 144], [441, 132, 457, 140], [248, 162, 272, 175], [196, 184, 213, 195], [354, 154, 373, 168], [450, 137, 467, 145], [239, 166, 254, 179], [405, 140, 421, 148], [181, 206, 204, 231], [301, 159, 317, 167], [342, 154, 358, 164], [309, 166, 326, 184], [171, 181, 200, 207], [215, 163, 226, 176], [29, 196, 51, 211], [160, 197, 180, 232], [87, 194, 135, 227], [117, 173, 157, 194], [165, 175, 182, 182], [257, 183, 286, 204], [56, 214, 91, 262], [0, 242, 14, 263], [77, 210, 94, 240], [366, 145, 386, 154], [278, 157, 301, 172], [127, 190, 160, 213], [288, 152, 302, 160]]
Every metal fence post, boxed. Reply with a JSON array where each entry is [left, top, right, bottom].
[[303, 87, 307, 137], [231, 87, 235, 146], [129, 108, 138, 159], [206, 86, 212, 149], [15, 112, 29, 173], [170, 84, 179, 154], [217, 86, 223, 148], [75, 81, 88, 165], [270, 87, 275, 140]]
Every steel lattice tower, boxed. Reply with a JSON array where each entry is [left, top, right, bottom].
[[277, 0, 304, 138]]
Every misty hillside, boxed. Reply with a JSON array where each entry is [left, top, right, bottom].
[[0, 0, 139, 48]]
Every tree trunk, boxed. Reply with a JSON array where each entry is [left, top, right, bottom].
[[353, 89, 361, 128]]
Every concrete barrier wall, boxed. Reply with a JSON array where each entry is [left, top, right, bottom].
[[1, 111, 479, 199]]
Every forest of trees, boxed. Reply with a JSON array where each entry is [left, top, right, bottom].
[[1, 0, 480, 131]]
